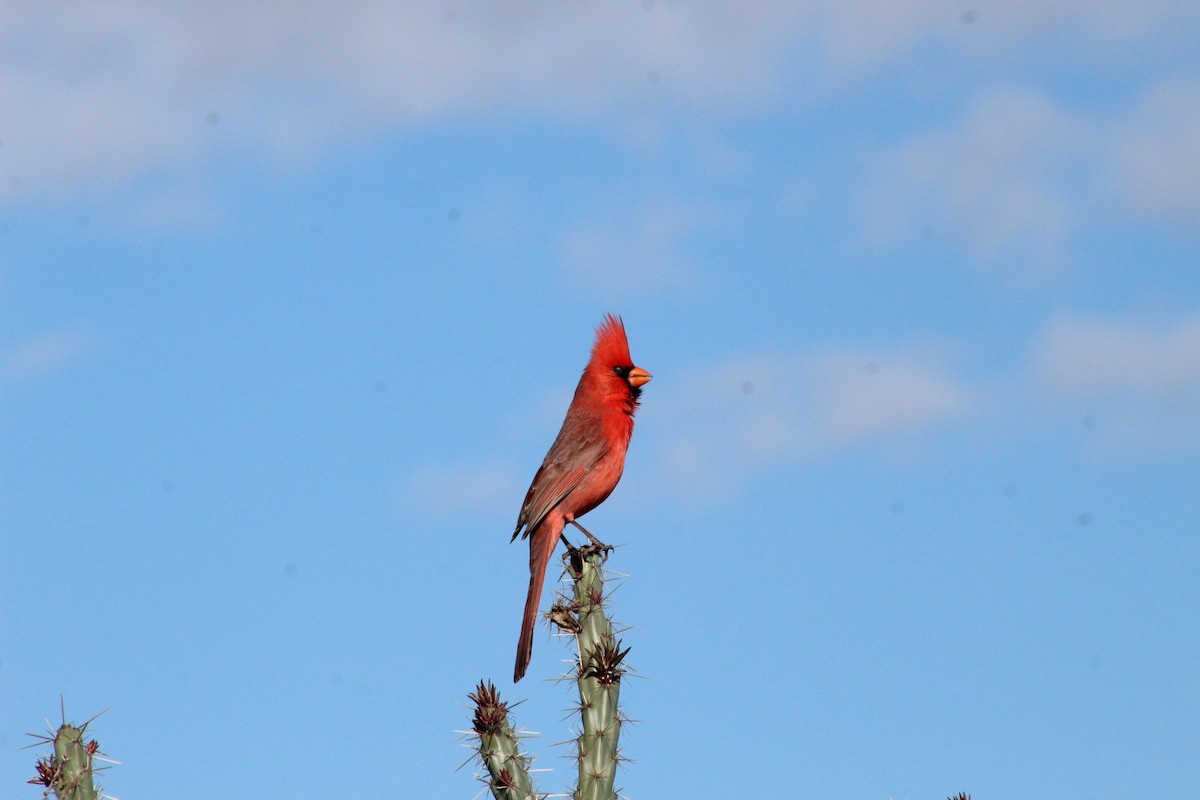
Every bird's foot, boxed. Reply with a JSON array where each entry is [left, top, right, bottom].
[[569, 520, 613, 553]]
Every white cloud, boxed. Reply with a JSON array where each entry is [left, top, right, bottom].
[[121, 180, 226, 233], [1038, 314, 1200, 398], [401, 457, 523, 517], [864, 87, 1087, 273], [809, 352, 969, 446], [0, 1, 802, 208], [557, 203, 708, 299], [2, 326, 93, 384], [803, 1, 1200, 82], [1035, 313, 1200, 450], [640, 345, 972, 501], [1110, 78, 1200, 226], [864, 74, 1200, 273], [3, 0, 1196, 215]]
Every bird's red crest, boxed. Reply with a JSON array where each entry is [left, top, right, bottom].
[[590, 314, 633, 368]]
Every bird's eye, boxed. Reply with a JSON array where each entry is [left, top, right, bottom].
[[613, 365, 631, 378]]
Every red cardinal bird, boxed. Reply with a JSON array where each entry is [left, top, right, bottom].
[[512, 315, 651, 682]]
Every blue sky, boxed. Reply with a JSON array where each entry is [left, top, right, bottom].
[[3, 3, 1199, 798]]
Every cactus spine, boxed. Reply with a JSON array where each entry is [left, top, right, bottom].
[[467, 681, 540, 800], [29, 715, 104, 800]]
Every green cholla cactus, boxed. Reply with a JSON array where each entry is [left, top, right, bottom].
[[468, 544, 628, 800], [565, 545, 627, 800], [467, 681, 540, 800], [28, 712, 106, 800]]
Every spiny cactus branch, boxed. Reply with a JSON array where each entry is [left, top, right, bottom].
[[467, 680, 541, 800], [27, 706, 110, 800], [466, 544, 630, 800], [564, 544, 625, 800]]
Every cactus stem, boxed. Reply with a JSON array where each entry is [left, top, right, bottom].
[[467, 680, 541, 800], [27, 703, 109, 800]]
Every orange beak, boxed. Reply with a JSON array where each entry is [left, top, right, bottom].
[[627, 366, 652, 387]]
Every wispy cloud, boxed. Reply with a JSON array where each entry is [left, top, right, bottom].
[[0, 2, 802, 208], [1110, 78, 1200, 226], [121, 179, 226, 233], [797, 1, 1199, 82], [5, 1, 1195, 217], [864, 75, 1200, 274], [2, 326, 93, 384], [1038, 314, 1200, 398], [1035, 312, 1200, 451], [400, 457, 523, 517], [863, 87, 1087, 274], [641, 344, 973, 502], [808, 351, 970, 447], [556, 203, 709, 299]]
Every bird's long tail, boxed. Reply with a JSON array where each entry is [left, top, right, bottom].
[[514, 526, 561, 682]]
